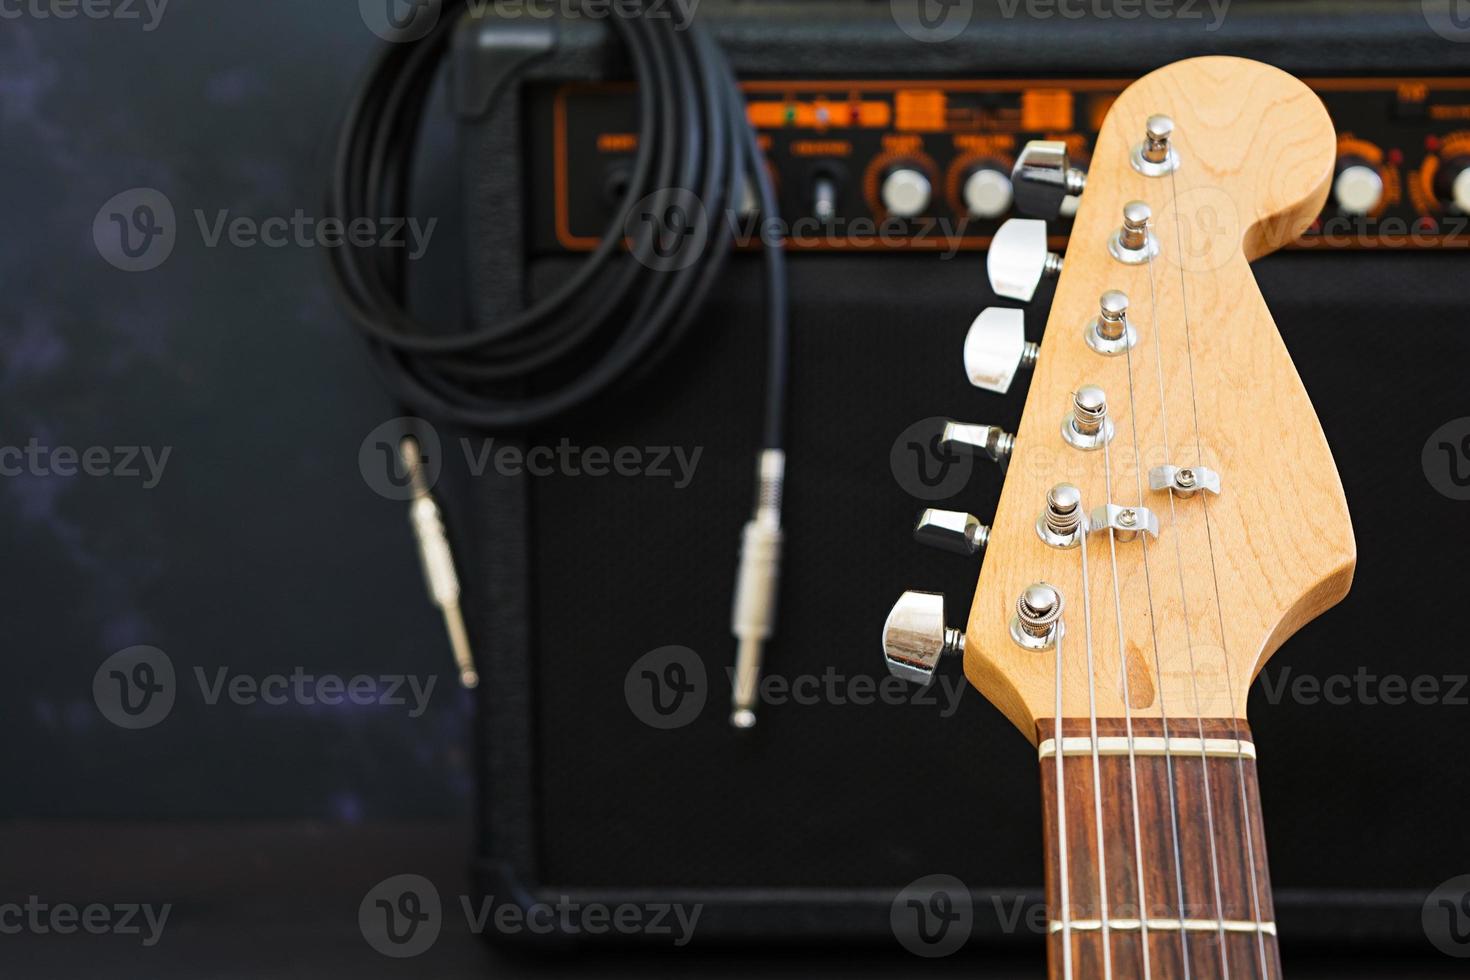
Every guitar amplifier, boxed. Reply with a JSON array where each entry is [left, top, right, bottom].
[[443, 0, 1470, 957]]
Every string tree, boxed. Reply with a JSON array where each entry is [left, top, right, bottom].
[[1149, 464, 1222, 498]]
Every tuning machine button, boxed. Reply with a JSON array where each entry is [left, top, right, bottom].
[[988, 218, 1062, 302], [964, 307, 1037, 394], [914, 509, 990, 556], [940, 420, 1015, 467], [1012, 140, 1087, 218], [882, 591, 966, 686]]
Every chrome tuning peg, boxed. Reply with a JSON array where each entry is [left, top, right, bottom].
[[1012, 140, 1087, 218], [882, 591, 966, 686], [914, 509, 990, 556], [940, 420, 1015, 467], [964, 307, 1038, 394], [987, 219, 1062, 302]]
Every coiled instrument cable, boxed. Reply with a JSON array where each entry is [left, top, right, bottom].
[[328, 1, 789, 729]]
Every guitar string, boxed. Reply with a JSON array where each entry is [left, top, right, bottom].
[[1152, 166, 1231, 974], [1104, 406, 1152, 976], [1055, 625, 1075, 980], [1077, 491, 1113, 978], [1166, 163, 1271, 976], [1138, 212, 1194, 978]]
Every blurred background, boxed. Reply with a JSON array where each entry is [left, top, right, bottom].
[[3, 1, 1469, 977]]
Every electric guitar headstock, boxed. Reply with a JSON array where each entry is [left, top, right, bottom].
[[882, 55, 1358, 978], [885, 56, 1356, 736]]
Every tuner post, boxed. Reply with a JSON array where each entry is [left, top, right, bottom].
[[1061, 385, 1115, 451], [1084, 289, 1138, 356], [1132, 114, 1181, 176], [1109, 200, 1159, 264], [1010, 583, 1064, 651], [1036, 483, 1086, 549]]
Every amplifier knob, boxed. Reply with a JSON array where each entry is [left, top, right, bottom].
[[1333, 159, 1384, 216], [881, 166, 932, 219], [962, 166, 1014, 220], [1450, 164, 1470, 214]]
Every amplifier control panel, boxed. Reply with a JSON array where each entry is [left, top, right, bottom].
[[529, 77, 1470, 253]]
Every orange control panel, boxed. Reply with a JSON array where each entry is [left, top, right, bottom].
[[532, 77, 1470, 253]]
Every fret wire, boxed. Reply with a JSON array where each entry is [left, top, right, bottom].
[[1166, 162, 1273, 977]]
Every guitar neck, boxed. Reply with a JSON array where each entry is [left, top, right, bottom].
[[1038, 718, 1281, 980]]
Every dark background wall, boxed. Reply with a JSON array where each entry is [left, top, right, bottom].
[[0, 1, 472, 820]]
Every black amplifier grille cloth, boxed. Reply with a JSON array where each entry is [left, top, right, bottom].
[[517, 250, 1468, 892]]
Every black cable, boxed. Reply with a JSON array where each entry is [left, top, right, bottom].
[[326, 0, 788, 452]]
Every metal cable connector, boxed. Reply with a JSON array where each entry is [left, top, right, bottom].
[[729, 450, 785, 729], [401, 436, 479, 690]]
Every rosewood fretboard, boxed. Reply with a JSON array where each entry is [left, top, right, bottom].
[[1038, 718, 1280, 980]]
